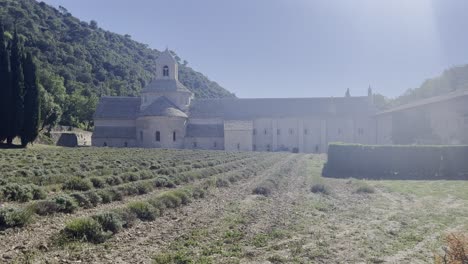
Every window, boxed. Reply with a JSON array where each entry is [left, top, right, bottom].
[[277, 129, 280, 135], [103, 142, 107, 147], [358, 128, 364, 135], [140, 131, 143, 141], [214, 141, 217, 148], [124, 142, 128, 147], [173, 131, 176, 142], [304, 129, 308, 135], [193, 142, 197, 148], [289, 128, 294, 135], [155, 131, 160, 142], [163, 65, 169, 76], [315, 145, 319, 153], [237, 143, 240, 150], [267, 144, 271, 152], [264, 129, 267, 135]]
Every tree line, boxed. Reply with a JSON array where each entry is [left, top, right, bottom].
[[0, 24, 40, 147]]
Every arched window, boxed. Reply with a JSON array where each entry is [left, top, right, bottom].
[[140, 131, 143, 141], [163, 65, 169, 77], [155, 131, 160, 142], [103, 142, 107, 147], [237, 143, 240, 150], [124, 142, 128, 147], [173, 131, 176, 142], [214, 141, 217, 148]]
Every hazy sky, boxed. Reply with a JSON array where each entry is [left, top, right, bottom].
[[41, 0, 468, 98]]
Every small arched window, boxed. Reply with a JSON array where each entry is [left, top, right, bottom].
[[140, 131, 143, 141], [237, 143, 240, 150], [173, 131, 176, 142], [155, 131, 160, 142], [103, 142, 107, 147], [124, 142, 128, 147], [214, 141, 217, 148], [163, 65, 169, 77]]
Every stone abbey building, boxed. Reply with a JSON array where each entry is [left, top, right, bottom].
[[92, 49, 378, 152]]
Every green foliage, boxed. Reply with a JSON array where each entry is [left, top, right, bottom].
[[0, 207, 34, 229], [52, 194, 79, 213], [323, 143, 468, 180], [21, 52, 41, 146], [62, 177, 93, 191], [310, 184, 331, 195], [0, 0, 235, 129], [92, 212, 123, 234], [127, 201, 158, 221], [0, 183, 45, 202], [62, 217, 110, 243]]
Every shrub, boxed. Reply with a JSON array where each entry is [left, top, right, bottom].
[[434, 232, 468, 264], [126, 173, 140, 182], [70, 193, 92, 208], [135, 182, 153, 195], [106, 175, 123, 186], [253, 186, 271, 197], [0, 207, 34, 229], [324, 143, 468, 180], [311, 184, 331, 195], [1, 183, 33, 202], [53, 194, 79, 213], [355, 184, 375, 194], [155, 192, 182, 209], [62, 217, 109, 243], [173, 190, 191, 205], [97, 190, 113, 203], [113, 208, 137, 228], [85, 191, 102, 207], [32, 200, 59, 215], [192, 188, 205, 199], [90, 177, 106, 188], [63, 177, 93, 191], [216, 178, 229, 188], [31, 186, 47, 200], [127, 201, 158, 221], [92, 212, 123, 234]]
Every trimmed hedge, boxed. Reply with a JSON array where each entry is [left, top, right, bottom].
[[323, 143, 468, 180]]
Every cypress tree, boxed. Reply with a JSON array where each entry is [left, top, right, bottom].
[[0, 23, 12, 143], [7, 29, 24, 145], [21, 53, 41, 147]]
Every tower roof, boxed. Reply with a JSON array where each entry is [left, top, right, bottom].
[[139, 96, 188, 118], [157, 48, 177, 63]]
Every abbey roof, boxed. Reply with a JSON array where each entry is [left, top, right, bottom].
[[94, 97, 140, 119], [139, 96, 188, 118], [189, 96, 373, 119]]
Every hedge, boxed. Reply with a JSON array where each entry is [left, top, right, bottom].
[[322, 143, 468, 180]]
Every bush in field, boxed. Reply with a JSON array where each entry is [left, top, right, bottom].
[[70, 193, 93, 208], [355, 183, 375, 194], [92, 212, 123, 234], [97, 190, 114, 203], [53, 194, 79, 213], [90, 177, 106, 188], [1, 183, 33, 202], [106, 175, 123, 186], [0, 207, 34, 229], [154, 192, 182, 209], [216, 178, 230, 188], [311, 184, 331, 195], [434, 232, 468, 264], [113, 208, 137, 228], [62, 217, 110, 243], [85, 191, 102, 207], [63, 177, 93, 191], [31, 186, 47, 200], [127, 201, 158, 221], [253, 186, 271, 197]]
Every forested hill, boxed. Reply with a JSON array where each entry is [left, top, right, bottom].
[[0, 0, 235, 129], [391, 64, 468, 106]]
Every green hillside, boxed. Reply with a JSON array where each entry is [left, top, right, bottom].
[[392, 64, 468, 106], [0, 0, 234, 129]]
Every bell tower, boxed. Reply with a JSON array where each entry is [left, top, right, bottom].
[[155, 48, 178, 80]]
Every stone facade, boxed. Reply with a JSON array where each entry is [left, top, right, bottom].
[[93, 49, 382, 152], [374, 91, 468, 145]]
